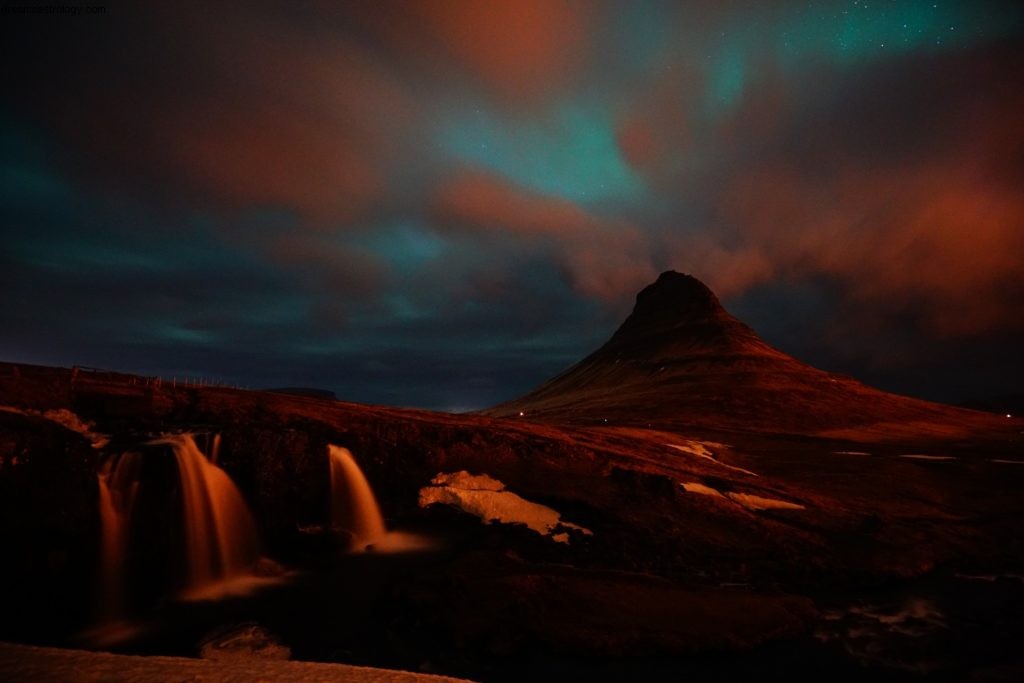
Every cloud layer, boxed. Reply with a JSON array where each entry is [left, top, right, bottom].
[[2, 1, 1022, 407]]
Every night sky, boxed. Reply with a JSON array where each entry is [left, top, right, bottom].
[[2, 1, 1022, 410]]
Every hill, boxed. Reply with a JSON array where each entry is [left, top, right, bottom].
[[487, 271, 1006, 439]]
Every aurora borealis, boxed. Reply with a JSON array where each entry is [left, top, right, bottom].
[[2, 1, 1022, 408]]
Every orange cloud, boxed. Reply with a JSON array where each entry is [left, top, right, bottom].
[[32, 4, 419, 225], [666, 40, 1024, 340], [690, 160, 1024, 338], [433, 170, 655, 302], [156, 99, 381, 225], [426, 0, 593, 104], [615, 65, 698, 185], [361, 0, 595, 107]]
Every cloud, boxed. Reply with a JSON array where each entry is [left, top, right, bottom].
[[359, 0, 597, 107], [432, 170, 655, 303], [614, 62, 699, 186], [260, 231, 389, 298], [3, 2, 1022, 408], [676, 40, 1024, 338], [152, 99, 383, 224], [3, 2, 418, 224]]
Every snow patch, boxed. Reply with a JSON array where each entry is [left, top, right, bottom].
[[429, 471, 505, 491], [680, 481, 726, 498], [680, 482, 804, 511], [666, 441, 759, 477], [418, 471, 592, 544], [667, 441, 716, 459], [0, 405, 109, 449], [726, 492, 805, 511], [43, 409, 110, 449]]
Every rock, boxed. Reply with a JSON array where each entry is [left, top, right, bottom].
[[0, 409, 100, 639], [198, 622, 291, 661]]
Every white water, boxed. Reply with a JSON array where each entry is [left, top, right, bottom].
[[96, 452, 142, 622], [148, 434, 261, 597], [86, 434, 275, 644], [328, 445, 387, 549], [328, 445, 432, 553], [210, 433, 222, 465]]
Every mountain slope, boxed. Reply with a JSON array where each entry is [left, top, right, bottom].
[[486, 271, 1004, 436]]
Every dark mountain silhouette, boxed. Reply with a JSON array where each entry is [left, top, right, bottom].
[[487, 271, 1005, 436]]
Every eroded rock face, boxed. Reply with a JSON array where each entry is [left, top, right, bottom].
[[0, 410, 100, 640], [216, 427, 328, 557]]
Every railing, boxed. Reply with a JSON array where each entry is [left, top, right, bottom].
[[0, 361, 246, 391], [72, 366, 243, 390]]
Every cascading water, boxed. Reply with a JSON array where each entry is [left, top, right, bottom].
[[148, 433, 260, 595], [329, 445, 387, 549], [327, 445, 431, 553], [86, 433, 279, 644], [210, 433, 222, 465], [96, 451, 142, 622]]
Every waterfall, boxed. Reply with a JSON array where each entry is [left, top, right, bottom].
[[210, 433, 222, 465], [195, 432, 222, 464], [86, 433, 277, 644], [328, 445, 387, 549], [148, 433, 260, 595], [96, 451, 142, 622]]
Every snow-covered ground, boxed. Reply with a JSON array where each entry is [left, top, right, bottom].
[[418, 471, 592, 544], [725, 492, 805, 511], [666, 441, 759, 477], [679, 481, 726, 499], [0, 642, 472, 682], [680, 481, 805, 511]]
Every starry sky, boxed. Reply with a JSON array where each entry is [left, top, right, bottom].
[[2, 0, 1023, 410]]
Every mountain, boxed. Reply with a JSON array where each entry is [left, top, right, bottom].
[[486, 271, 1005, 436]]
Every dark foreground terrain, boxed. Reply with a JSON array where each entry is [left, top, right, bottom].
[[1, 359, 1022, 681]]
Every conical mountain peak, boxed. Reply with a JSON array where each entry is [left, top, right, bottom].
[[605, 271, 760, 356], [625, 271, 728, 329], [486, 270, 998, 434]]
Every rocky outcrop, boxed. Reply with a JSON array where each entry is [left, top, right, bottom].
[[0, 409, 100, 641]]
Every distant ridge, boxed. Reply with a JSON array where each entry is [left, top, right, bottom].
[[485, 271, 1005, 436]]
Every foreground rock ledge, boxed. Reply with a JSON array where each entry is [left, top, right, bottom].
[[0, 642, 473, 683]]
